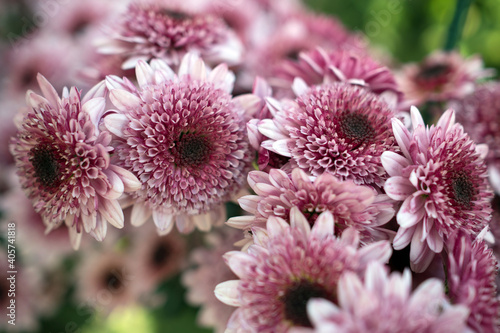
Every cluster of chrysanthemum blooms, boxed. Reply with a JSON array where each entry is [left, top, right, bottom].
[[2, 0, 500, 331]]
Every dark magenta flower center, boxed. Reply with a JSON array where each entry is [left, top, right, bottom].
[[339, 112, 374, 145], [29, 144, 63, 190], [451, 172, 476, 209], [172, 133, 212, 167], [416, 63, 451, 90], [104, 270, 124, 292], [281, 280, 333, 328], [151, 242, 171, 268]]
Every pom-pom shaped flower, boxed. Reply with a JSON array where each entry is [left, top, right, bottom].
[[258, 83, 397, 187], [451, 82, 500, 195], [304, 261, 470, 333], [215, 208, 392, 332], [104, 53, 253, 234], [382, 107, 493, 272], [228, 168, 395, 244], [397, 51, 494, 108], [97, 2, 243, 69], [274, 48, 402, 103], [10, 75, 141, 249], [446, 230, 500, 332]]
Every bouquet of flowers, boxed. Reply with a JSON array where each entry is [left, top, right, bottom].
[[1, 0, 499, 332]]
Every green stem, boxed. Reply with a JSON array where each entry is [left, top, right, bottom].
[[444, 0, 473, 51]]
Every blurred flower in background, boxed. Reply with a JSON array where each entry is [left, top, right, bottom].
[[1, 0, 500, 332]]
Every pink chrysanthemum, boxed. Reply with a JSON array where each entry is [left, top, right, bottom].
[[302, 261, 469, 333], [182, 226, 242, 333], [273, 48, 402, 103], [9, 75, 141, 249], [396, 51, 494, 108], [446, 231, 500, 332], [228, 168, 395, 244], [258, 83, 397, 187], [104, 53, 253, 234], [382, 107, 493, 272], [215, 208, 392, 332], [450, 82, 500, 195], [97, 2, 243, 69]]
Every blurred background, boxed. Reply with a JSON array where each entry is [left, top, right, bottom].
[[0, 0, 499, 332]]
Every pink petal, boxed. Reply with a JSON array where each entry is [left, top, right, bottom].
[[381, 151, 411, 177], [109, 89, 142, 110], [310, 210, 333, 237], [258, 119, 289, 140], [397, 195, 425, 228], [436, 108, 456, 134], [290, 206, 311, 235], [392, 225, 416, 250], [410, 106, 425, 130], [426, 226, 443, 253], [152, 210, 174, 233], [135, 60, 155, 88], [392, 118, 413, 161], [37, 73, 61, 107], [223, 251, 254, 278], [131, 201, 152, 227], [238, 195, 260, 214], [267, 215, 290, 238], [108, 165, 141, 192], [384, 176, 415, 201], [103, 113, 129, 137], [358, 240, 392, 266], [98, 198, 124, 229], [226, 215, 254, 229], [214, 280, 242, 307]]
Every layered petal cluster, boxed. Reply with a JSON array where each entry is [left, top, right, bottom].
[[382, 107, 493, 272], [97, 2, 243, 69], [446, 231, 500, 332], [104, 53, 253, 234], [10, 75, 140, 249], [259, 83, 398, 187], [274, 48, 402, 103], [215, 208, 392, 332], [228, 168, 394, 244], [304, 261, 469, 333], [397, 51, 494, 108], [451, 82, 500, 194]]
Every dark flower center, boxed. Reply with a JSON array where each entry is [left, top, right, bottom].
[[172, 132, 212, 167], [451, 172, 476, 209], [104, 270, 124, 292], [69, 18, 91, 36], [151, 242, 171, 268], [161, 9, 190, 20], [281, 280, 333, 328], [29, 144, 64, 190], [339, 112, 374, 146], [417, 64, 450, 80]]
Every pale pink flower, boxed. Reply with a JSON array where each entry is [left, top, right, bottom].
[[382, 107, 493, 272], [397, 51, 494, 108], [446, 231, 500, 332], [182, 226, 242, 333], [103, 53, 253, 234], [450, 82, 500, 195], [96, 1, 243, 69], [302, 261, 469, 333], [273, 48, 402, 103], [10, 75, 141, 249], [215, 208, 392, 332], [258, 83, 398, 187], [228, 168, 395, 245]]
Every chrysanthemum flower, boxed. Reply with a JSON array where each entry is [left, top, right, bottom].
[[104, 53, 253, 234], [446, 230, 500, 332], [182, 226, 242, 333], [228, 168, 395, 244], [396, 51, 493, 108], [273, 48, 402, 103], [97, 2, 243, 69], [215, 208, 392, 332], [450, 82, 500, 195], [10, 75, 141, 249], [382, 107, 493, 272], [302, 261, 469, 333], [258, 82, 397, 187]]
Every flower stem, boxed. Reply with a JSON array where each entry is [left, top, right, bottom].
[[444, 0, 473, 51]]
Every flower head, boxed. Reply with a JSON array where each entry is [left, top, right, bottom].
[[10, 75, 140, 249], [228, 168, 395, 244], [446, 230, 500, 332], [215, 209, 392, 332], [259, 83, 397, 187], [273, 48, 402, 103], [397, 51, 494, 108], [97, 2, 242, 69], [305, 261, 470, 333], [382, 107, 493, 272], [104, 53, 253, 234], [451, 82, 500, 195]]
